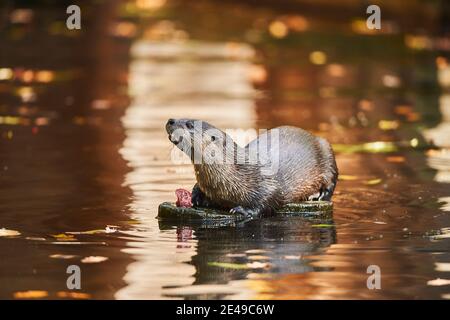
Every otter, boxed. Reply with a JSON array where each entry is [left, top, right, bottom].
[[166, 118, 338, 220]]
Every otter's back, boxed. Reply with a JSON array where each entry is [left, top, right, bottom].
[[247, 126, 337, 203]]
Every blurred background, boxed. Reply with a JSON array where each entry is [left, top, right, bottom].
[[0, 0, 449, 299]]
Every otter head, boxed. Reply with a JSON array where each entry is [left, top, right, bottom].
[[166, 118, 235, 164]]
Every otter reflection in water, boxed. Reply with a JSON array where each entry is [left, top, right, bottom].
[[165, 119, 338, 220], [159, 218, 336, 299]]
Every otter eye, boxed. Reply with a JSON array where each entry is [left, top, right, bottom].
[[211, 136, 216, 141], [186, 121, 194, 129]]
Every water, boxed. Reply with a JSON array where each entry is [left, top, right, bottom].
[[0, 1, 449, 299]]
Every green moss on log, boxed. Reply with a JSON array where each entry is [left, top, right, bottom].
[[158, 201, 333, 225]]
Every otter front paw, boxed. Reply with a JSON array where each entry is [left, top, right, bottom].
[[191, 184, 212, 208], [230, 206, 261, 222]]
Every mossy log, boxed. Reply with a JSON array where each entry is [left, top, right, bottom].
[[157, 201, 333, 226]]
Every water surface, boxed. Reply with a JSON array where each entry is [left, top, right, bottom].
[[0, 0, 449, 299]]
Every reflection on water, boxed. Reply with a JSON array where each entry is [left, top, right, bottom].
[[0, 0, 449, 300], [116, 39, 258, 298]]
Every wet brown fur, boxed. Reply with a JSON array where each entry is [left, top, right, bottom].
[[166, 119, 338, 215]]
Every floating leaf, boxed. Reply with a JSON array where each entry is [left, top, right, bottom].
[[208, 262, 249, 269], [51, 234, 76, 241], [311, 224, 334, 228], [427, 278, 450, 286], [0, 116, 21, 125], [51, 233, 69, 238], [66, 225, 120, 235], [81, 256, 108, 264], [0, 228, 21, 237], [49, 254, 77, 259], [435, 262, 450, 272], [14, 290, 48, 299], [25, 237, 46, 241], [56, 291, 91, 299], [339, 175, 359, 181], [365, 178, 382, 185]]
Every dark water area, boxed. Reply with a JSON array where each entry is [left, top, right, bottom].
[[0, 0, 449, 299]]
